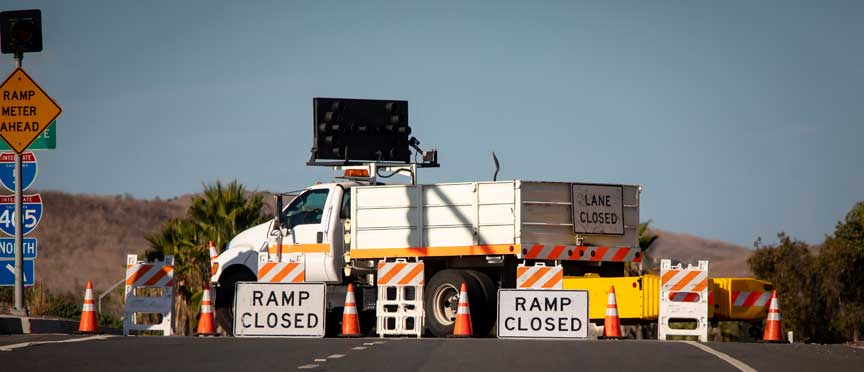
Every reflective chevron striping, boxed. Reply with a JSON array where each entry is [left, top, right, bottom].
[[257, 262, 305, 283], [516, 264, 563, 289], [521, 244, 642, 262], [377, 261, 424, 286]]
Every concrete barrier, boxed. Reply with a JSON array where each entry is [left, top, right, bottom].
[[0, 315, 121, 335]]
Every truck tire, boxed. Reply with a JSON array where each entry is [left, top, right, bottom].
[[424, 270, 490, 337], [215, 267, 256, 336], [465, 270, 497, 336]]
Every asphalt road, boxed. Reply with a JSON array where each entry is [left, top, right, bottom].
[[1, 335, 863, 371]]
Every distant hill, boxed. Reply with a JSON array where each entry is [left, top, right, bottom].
[[31, 191, 188, 296], [20, 192, 755, 298], [645, 229, 755, 277]]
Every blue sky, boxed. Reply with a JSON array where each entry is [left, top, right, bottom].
[[7, 0, 863, 246]]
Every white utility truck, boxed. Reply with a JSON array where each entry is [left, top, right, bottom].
[[212, 170, 641, 336], [211, 97, 647, 336]]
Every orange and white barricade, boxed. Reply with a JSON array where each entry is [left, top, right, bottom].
[[516, 262, 563, 289], [376, 259, 424, 338], [257, 253, 306, 283], [658, 259, 709, 342], [123, 254, 175, 336]]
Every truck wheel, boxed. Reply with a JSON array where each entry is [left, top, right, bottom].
[[215, 268, 256, 336], [424, 270, 488, 337], [465, 270, 497, 336]]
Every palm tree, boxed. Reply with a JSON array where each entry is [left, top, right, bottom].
[[636, 220, 659, 274], [145, 180, 266, 335]]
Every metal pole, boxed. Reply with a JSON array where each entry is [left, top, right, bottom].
[[11, 53, 27, 316]]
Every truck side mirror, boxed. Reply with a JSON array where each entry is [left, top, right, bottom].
[[274, 194, 283, 228]]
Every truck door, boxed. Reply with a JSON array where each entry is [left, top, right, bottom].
[[281, 185, 341, 282]]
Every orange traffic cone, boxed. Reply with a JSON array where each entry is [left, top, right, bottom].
[[762, 291, 783, 342], [601, 285, 622, 339], [78, 280, 98, 334], [451, 283, 473, 337], [209, 241, 219, 277], [197, 283, 216, 336], [339, 284, 362, 337]]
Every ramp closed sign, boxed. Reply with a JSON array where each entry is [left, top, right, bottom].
[[497, 289, 589, 339], [233, 282, 326, 337]]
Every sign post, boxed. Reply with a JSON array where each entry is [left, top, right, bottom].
[[0, 33, 61, 313]]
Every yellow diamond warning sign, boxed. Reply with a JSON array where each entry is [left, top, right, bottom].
[[0, 68, 62, 153]]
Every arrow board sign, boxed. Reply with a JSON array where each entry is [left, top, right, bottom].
[[497, 289, 589, 339], [0, 194, 43, 236], [0, 237, 36, 259], [0, 258, 34, 286], [233, 282, 326, 338], [0, 151, 37, 192]]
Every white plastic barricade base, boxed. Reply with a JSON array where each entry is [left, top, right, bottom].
[[376, 259, 424, 338], [123, 254, 175, 336], [658, 259, 709, 342]]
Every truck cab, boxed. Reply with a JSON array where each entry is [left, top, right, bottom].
[[211, 181, 356, 331]]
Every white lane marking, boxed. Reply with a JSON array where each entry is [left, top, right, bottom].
[[363, 342, 375, 346], [327, 354, 345, 359], [352, 346, 367, 350], [314, 358, 327, 362], [297, 364, 319, 369], [371, 341, 386, 345], [683, 341, 758, 372], [0, 335, 113, 352]]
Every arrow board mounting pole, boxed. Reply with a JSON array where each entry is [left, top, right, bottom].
[[12, 52, 27, 316]]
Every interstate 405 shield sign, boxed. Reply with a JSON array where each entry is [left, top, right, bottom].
[[0, 194, 42, 236]]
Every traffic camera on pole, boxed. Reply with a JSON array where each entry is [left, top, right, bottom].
[[0, 9, 43, 55]]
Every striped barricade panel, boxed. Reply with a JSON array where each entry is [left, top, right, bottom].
[[661, 264, 709, 293], [732, 291, 772, 307], [520, 244, 642, 262], [258, 262, 305, 283], [516, 264, 563, 289], [126, 264, 174, 288], [377, 261, 425, 286]]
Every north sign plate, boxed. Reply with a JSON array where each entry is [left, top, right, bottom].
[[0, 68, 62, 153], [0, 237, 36, 259]]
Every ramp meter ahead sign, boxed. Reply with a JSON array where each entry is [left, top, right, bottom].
[[497, 289, 589, 339], [0, 69, 62, 154], [233, 282, 326, 337]]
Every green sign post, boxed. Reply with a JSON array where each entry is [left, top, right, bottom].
[[0, 121, 55, 150]]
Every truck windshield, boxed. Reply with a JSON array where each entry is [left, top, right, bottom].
[[282, 189, 330, 227]]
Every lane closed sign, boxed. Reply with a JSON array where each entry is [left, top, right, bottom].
[[497, 289, 589, 339], [233, 282, 326, 337]]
